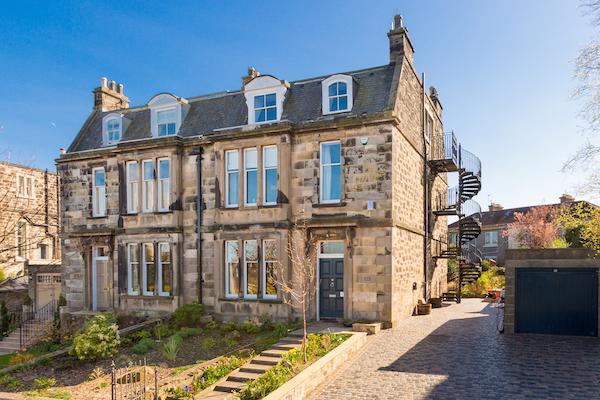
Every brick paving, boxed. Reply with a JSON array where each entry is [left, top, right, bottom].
[[310, 299, 600, 400]]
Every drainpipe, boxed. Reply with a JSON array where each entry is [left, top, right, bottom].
[[196, 147, 204, 304], [421, 72, 429, 302], [44, 169, 49, 235]]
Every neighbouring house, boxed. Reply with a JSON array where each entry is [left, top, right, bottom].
[[447, 194, 594, 266], [0, 161, 62, 309], [58, 16, 480, 327]]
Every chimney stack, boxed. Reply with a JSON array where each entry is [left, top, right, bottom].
[[387, 14, 414, 64], [93, 77, 130, 112], [559, 194, 575, 204], [242, 67, 261, 86], [489, 203, 504, 212]]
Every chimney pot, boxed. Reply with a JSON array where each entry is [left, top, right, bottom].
[[100, 77, 108, 88], [59, 147, 66, 155], [109, 80, 116, 91], [393, 15, 403, 30], [388, 15, 414, 64], [560, 194, 575, 204], [489, 203, 504, 212], [117, 83, 124, 94]]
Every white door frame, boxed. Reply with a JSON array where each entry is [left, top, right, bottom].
[[316, 241, 344, 321], [91, 246, 109, 311]]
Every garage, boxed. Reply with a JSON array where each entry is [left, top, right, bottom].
[[515, 267, 598, 336]]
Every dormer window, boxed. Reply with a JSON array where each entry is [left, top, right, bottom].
[[102, 113, 123, 145], [157, 109, 177, 136], [254, 94, 277, 123], [322, 74, 353, 115]]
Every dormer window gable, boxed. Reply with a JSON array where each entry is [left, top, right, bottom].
[[243, 75, 289, 125], [148, 93, 189, 137], [322, 74, 354, 115], [102, 113, 124, 145]]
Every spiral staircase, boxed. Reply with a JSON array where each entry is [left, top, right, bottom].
[[430, 132, 482, 303]]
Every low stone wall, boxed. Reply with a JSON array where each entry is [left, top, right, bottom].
[[504, 248, 600, 335], [263, 331, 369, 400]]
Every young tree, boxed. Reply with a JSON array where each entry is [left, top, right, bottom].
[[503, 205, 560, 249], [557, 202, 600, 253], [274, 214, 317, 363]]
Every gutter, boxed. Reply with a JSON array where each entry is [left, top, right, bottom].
[[196, 147, 204, 303]]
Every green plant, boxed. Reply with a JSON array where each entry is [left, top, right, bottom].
[[163, 335, 183, 361], [222, 336, 239, 348], [239, 322, 260, 334], [130, 329, 152, 341], [176, 327, 202, 339], [549, 237, 569, 248], [8, 352, 34, 366], [170, 302, 205, 328], [462, 268, 506, 298], [87, 367, 105, 381], [0, 373, 22, 389], [33, 376, 56, 390], [0, 301, 9, 337], [153, 322, 171, 341], [192, 356, 246, 391], [164, 385, 193, 399], [204, 321, 218, 331], [200, 337, 216, 352], [132, 338, 156, 355], [221, 322, 238, 332], [70, 313, 120, 360], [258, 313, 273, 330]]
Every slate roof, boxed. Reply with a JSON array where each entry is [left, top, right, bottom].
[[68, 64, 396, 153], [448, 201, 595, 229]]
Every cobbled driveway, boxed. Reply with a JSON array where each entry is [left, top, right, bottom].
[[310, 299, 600, 400]]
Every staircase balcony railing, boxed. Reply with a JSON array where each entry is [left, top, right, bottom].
[[433, 186, 460, 214], [459, 148, 482, 178], [459, 199, 481, 218], [430, 132, 460, 172]]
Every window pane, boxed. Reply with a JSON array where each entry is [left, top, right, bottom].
[[245, 241, 257, 261], [159, 159, 170, 179], [264, 147, 277, 168], [128, 162, 138, 180], [145, 244, 155, 293], [255, 109, 266, 122], [321, 241, 344, 254], [322, 165, 341, 201], [329, 97, 338, 112], [328, 83, 337, 97], [245, 149, 257, 169], [246, 170, 257, 204], [264, 240, 278, 296], [338, 96, 348, 110], [254, 95, 265, 108], [157, 109, 175, 123], [245, 240, 258, 296], [228, 172, 238, 205], [94, 170, 105, 186], [265, 169, 277, 203], [226, 151, 238, 171], [322, 142, 341, 165], [265, 93, 276, 107], [266, 107, 277, 121], [167, 123, 176, 135], [160, 244, 171, 294], [159, 124, 167, 136], [143, 161, 154, 180], [226, 241, 239, 296], [338, 82, 347, 95]]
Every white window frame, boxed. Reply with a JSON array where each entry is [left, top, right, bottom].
[[102, 113, 123, 146], [484, 231, 499, 247], [253, 93, 277, 123], [425, 111, 433, 144], [157, 242, 171, 296], [319, 141, 342, 204], [243, 75, 288, 125], [225, 240, 239, 299], [225, 150, 239, 208], [157, 158, 170, 212], [243, 240, 258, 299], [142, 160, 154, 213], [244, 148, 258, 207], [142, 243, 155, 296], [127, 243, 140, 296], [92, 167, 106, 217], [16, 173, 34, 199], [156, 108, 177, 137], [148, 94, 185, 138], [262, 239, 278, 300], [126, 161, 138, 214], [322, 75, 353, 115], [262, 146, 278, 206]]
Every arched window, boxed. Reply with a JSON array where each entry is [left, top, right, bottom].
[[328, 82, 348, 112], [322, 74, 353, 115]]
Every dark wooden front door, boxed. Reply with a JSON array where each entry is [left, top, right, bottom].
[[516, 268, 598, 336], [319, 258, 344, 319]]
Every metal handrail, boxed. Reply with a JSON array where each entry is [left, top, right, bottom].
[[459, 199, 482, 218], [432, 132, 460, 165], [460, 148, 482, 178]]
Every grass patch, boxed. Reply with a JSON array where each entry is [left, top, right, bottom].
[[24, 388, 71, 399]]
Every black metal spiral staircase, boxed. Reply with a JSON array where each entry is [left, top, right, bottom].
[[430, 132, 482, 303]]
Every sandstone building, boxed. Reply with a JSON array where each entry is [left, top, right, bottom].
[[58, 16, 476, 326], [0, 161, 61, 308]]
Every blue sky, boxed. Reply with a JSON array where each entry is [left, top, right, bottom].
[[0, 0, 594, 209]]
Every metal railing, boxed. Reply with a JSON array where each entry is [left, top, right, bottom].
[[459, 148, 482, 178], [459, 199, 482, 218], [431, 132, 460, 165], [20, 300, 56, 349], [111, 359, 158, 400]]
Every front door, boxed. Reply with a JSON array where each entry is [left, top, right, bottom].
[[319, 258, 344, 319], [92, 247, 111, 311]]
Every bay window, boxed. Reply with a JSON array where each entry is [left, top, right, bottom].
[[263, 146, 278, 205], [127, 244, 140, 295], [244, 148, 257, 206], [157, 158, 170, 212], [92, 167, 106, 217], [226, 150, 239, 208], [320, 141, 341, 203], [142, 160, 154, 212], [244, 240, 258, 298], [126, 161, 138, 213], [262, 239, 278, 299], [225, 241, 240, 298]]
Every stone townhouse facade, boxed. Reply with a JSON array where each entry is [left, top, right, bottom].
[[58, 16, 453, 327], [0, 162, 61, 308]]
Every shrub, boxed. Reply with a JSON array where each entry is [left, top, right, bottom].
[[192, 356, 246, 391], [0, 374, 22, 389], [175, 327, 202, 339], [221, 322, 238, 332], [33, 376, 56, 390], [200, 338, 216, 352], [132, 338, 155, 355], [87, 367, 105, 381], [204, 321, 218, 331], [164, 385, 193, 398], [163, 335, 183, 361], [70, 313, 120, 360], [258, 314, 273, 330], [8, 352, 33, 366], [239, 322, 260, 334], [130, 330, 152, 341], [462, 268, 506, 298], [0, 301, 9, 336], [153, 322, 170, 341], [170, 303, 204, 328]]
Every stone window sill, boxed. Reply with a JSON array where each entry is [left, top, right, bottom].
[[218, 297, 283, 304], [313, 201, 347, 208], [122, 294, 174, 300]]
